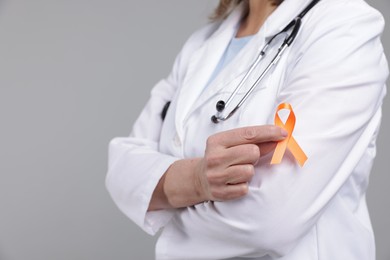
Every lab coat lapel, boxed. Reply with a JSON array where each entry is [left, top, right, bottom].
[[174, 5, 243, 137]]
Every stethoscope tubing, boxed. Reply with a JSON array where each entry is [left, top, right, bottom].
[[211, 0, 318, 124]]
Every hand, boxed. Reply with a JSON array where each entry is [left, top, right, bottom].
[[149, 125, 287, 211], [195, 125, 288, 202]]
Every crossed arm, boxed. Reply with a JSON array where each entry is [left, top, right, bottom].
[[148, 125, 288, 211]]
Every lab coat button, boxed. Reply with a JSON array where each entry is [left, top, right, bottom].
[[174, 134, 181, 147]]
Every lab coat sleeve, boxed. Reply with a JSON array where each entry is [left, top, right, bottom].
[[106, 84, 178, 235], [106, 79, 178, 236], [166, 2, 388, 258], [105, 26, 211, 235]]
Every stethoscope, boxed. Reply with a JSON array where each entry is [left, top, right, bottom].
[[211, 0, 321, 124]]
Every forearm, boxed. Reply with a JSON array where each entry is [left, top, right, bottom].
[[148, 158, 205, 211]]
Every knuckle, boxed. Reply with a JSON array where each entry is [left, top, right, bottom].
[[249, 144, 260, 158], [211, 188, 227, 200], [205, 154, 223, 168], [241, 127, 257, 141], [207, 171, 222, 185], [206, 135, 218, 147], [245, 165, 255, 178], [243, 144, 260, 162], [239, 184, 249, 196], [238, 166, 254, 182]]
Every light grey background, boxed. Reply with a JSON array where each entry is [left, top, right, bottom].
[[0, 0, 388, 259]]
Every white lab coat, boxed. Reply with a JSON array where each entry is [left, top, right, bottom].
[[106, 0, 389, 259]]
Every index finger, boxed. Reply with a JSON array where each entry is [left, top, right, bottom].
[[212, 125, 288, 148]]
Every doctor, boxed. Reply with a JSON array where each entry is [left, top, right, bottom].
[[106, 0, 388, 259]]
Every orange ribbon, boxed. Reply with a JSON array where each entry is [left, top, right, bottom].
[[271, 103, 307, 167]]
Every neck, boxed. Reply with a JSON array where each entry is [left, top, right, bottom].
[[236, 0, 278, 38]]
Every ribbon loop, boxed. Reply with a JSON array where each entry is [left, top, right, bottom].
[[271, 103, 307, 167]]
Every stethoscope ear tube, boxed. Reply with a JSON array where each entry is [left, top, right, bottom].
[[299, 0, 321, 18], [285, 18, 301, 46]]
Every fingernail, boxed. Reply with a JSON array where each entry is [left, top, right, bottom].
[[281, 129, 288, 137]]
